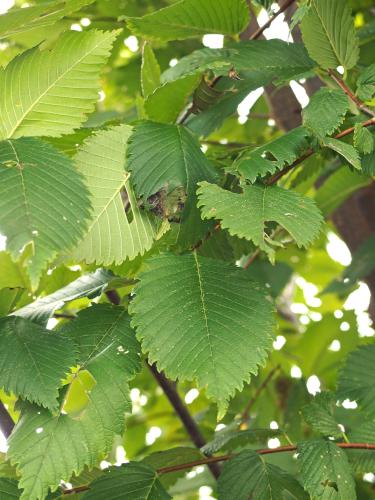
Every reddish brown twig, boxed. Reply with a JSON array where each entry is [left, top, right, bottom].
[[328, 69, 375, 118], [240, 365, 280, 423], [266, 117, 375, 185], [249, 0, 296, 40], [62, 441, 375, 493]]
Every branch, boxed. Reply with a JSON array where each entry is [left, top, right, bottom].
[[147, 364, 221, 479], [156, 442, 375, 474], [62, 441, 375, 493], [249, 0, 296, 40], [328, 69, 375, 118], [266, 117, 375, 185], [240, 365, 280, 423], [0, 400, 14, 438]]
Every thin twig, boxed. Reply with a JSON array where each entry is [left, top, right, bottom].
[[62, 441, 375, 493], [267, 117, 375, 185], [243, 249, 261, 269], [328, 69, 375, 118], [240, 365, 280, 423], [0, 401, 14, 438], [147, 363, 221, 479], [249, 0, 296, 40]]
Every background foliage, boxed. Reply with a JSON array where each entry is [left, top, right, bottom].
[[0, 0, 375, 498]]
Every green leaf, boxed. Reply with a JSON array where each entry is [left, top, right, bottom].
[[353, 123, 374, 154], [298, 439, 356, 499], [0, 138, 91, 288], [82, 463, 171, 499], [14, 268, 112, 325], [300, 0, 359, 70], [129, 253, 275, 416], [127, 121, 216, 244], [127, 0, 249, 41], [0, 30, 118, 139], [302, 392, 343, 439], [233, 127, 310, 182], [315, 168, 370, 215], [338, 345, 375, 417], [73, 125, 165, 266], [0, 0, 95, 39], [0, 252, 26, 289], [127, 121, 216, 200], [356, 62, 375, 101], [162, 40, 315, 83], [0, 316, 76, 411], [145, 75, 200, 123], [0, 478, 19, 499], [303, 88, 349, 138], [197, 182, 323, 260], [218, 450, 308, 500], [8, 305, 140, 500], [323, 137, 361, 169], [141, 43, 161, 98]]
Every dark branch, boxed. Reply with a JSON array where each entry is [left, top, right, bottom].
[[249, 0, 296, 40], [0, 401, 14, 439], [147, 363, 221, 479]]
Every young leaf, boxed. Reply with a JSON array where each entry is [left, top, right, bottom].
[[130, 253, 275, 416], [0, 30, 118, 139], [82, 463, 171, 499], [13, 269, 113, 325], [298, 440, 356, 499], [356, 62, 375, 101], [0, 138, 91, 288], [300, 0, 359, 70], [353, 123, 374, 154], [303, 88, 349, 138], [233, 127, 310, 182], [338, 344, 375, 417], [197, 182, 323, 260], [73, 125, 165, 266], [162, 40, 315, 83], [302, 392, 343, 438], [0, 316, 76, 411], [127, 0, 249, 41], [218, 450, 308, 500], [145, 75, 200, 123], [8, 305, 140, 500], [141, 43, 161, 98], [323, 137, 361, 169]]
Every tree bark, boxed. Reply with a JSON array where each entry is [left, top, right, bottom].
[[280, 1, 375, 323]]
